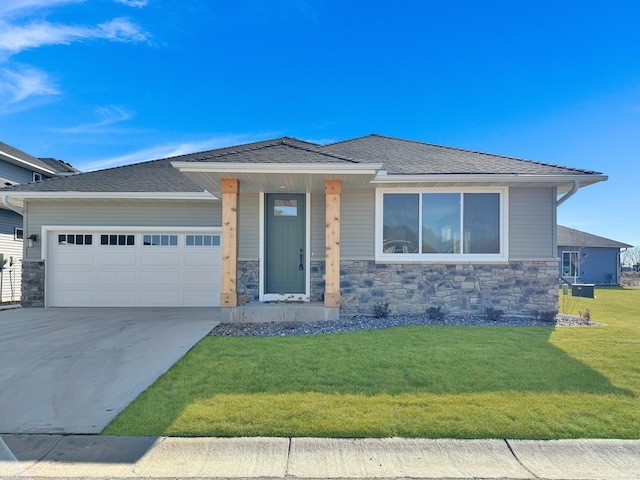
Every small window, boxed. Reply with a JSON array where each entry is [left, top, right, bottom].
[[186, 234, 220, 246], [143, 234, 178, 246], [274, 199, 297, 216], [100, 234, 135, 246], [58, 234, 93, 245], [14, 228, 24, 241], [33, 172, 42, 182]]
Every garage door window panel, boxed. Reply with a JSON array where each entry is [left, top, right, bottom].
[[58, 234, 93, 245], [186, 234, 220, 246], [101, 234, 135, 246], [143, 234, 178, 246]]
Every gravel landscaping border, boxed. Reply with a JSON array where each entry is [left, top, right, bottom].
[[210, 313, 604, 337]]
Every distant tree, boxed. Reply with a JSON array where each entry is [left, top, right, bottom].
[[561, 228, 589, 284], [622, 246, 640, 270]]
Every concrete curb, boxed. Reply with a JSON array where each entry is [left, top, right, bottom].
[[2, 435, 639, 479]]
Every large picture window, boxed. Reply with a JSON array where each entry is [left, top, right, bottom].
[[377, 189, 507, 261]]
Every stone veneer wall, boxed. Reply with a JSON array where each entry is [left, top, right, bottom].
[[240, 259, 559, 317], [237, 260, 260, 301], [21, 260, 45, 307], [314, 260, 559, 316]]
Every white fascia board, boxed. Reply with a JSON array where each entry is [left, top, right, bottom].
[[172, 162, 383, 175], [3, 191, 217, 205], [0, 149, 56, 175], [371, 173, 608, 186]]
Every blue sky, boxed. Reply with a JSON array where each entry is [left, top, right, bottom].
[[0, 0, 638, 246]]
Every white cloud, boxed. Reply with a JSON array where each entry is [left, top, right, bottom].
[[0, 1, 150, 108], [114, 0, 148, 7], [0, 65, 59, 108], [0, 0, 83, 17], [0, 18, 149, 55], [53, 105, 134, 134]]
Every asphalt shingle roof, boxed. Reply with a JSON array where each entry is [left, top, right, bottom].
[[557, 225, 633, 249], [323, 134, 602, 176], [0, 134, 604, 194], [0, 158, 203, 193], [0, 141, 58, 173]]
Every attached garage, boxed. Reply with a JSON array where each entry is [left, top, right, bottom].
[[45, 228, 221, 307]]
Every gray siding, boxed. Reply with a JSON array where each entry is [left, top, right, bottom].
[[0, 161, 36, 185], [238, 194, 259, 260], [25, 199, 221, 260], [509, 187, 555, 259], [0, 210, 23, 301], [341, 190, 374, 259]]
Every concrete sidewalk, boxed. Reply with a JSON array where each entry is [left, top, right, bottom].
[[2, 435, 639, 479]]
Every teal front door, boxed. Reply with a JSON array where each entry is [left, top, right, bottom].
[[265, 194, 306, 294]]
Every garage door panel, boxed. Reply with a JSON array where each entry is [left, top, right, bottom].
[[184, 252, 220, 266], [53, 289, 95, 306], [183, 270, 218, 286], [48, 231, 221, 307], [97, 252, 137, 266], [140, 271, 179, 285], [140, 252, 180, 266], [97, 290, 137, 305], [98, 271, 137, 286], [54, 270, 94, 285], [56, 252, 95, 266]]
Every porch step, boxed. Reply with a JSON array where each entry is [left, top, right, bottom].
[[221, 302, 339, 324]]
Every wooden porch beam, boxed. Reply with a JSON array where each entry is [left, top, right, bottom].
[[220, 179, 238, 307], [324, 180, 341, 308]]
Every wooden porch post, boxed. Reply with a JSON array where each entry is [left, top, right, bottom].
[[220, 179, 238, 307], [324, 180, 341, 308]]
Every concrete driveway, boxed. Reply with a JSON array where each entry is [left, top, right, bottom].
[[0, 307, 219, 434]]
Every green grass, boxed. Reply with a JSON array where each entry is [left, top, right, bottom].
[[104, 287, 640, 439]]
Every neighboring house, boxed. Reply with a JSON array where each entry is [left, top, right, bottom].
[[0, 141, 79, 302], [557, 225, 632, 286], [0, 135, 606, 320]]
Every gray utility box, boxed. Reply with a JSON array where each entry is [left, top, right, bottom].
[[572, 284, 595, 298]]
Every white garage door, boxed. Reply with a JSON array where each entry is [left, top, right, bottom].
[[47, 230, 221, 307]]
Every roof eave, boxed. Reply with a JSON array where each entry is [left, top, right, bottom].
[[371, 173, 608, 189], [0, 149, 57, 175], [2, 191, 216, 208], [171, 162, 383, 175]]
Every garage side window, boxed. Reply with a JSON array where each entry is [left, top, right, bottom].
[[143, 234, 178, 246], [100, 234, 135, 246], [58, 234, 93, 245], [186, 234, 220, 246]]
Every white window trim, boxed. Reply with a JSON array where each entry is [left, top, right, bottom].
[[14, 227, 23, 241], [375, 187, 509, 263]]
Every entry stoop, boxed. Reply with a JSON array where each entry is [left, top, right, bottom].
[[221, 302, 340, 323]]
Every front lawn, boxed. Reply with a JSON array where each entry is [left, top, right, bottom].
[[104, 287, 640, 438]]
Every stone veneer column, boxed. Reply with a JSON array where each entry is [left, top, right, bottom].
[[21, 260, 45, 307], [324, 180, 341, 307], [220, 179, 238, 307]]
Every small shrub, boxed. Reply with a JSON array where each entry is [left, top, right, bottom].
[[484, 306, 504, 322], [425, 306, 445, 321], [372, 302, 390, 319], [579, 308, 592, 323]]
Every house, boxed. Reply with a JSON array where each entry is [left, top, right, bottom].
[[557, 225, 632, 286], [0, 142, 79, 302], [0, 135, 606, 320]]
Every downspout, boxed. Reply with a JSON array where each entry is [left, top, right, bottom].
[[1, 194, 23, 215], [556, 179, 580, 207]]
